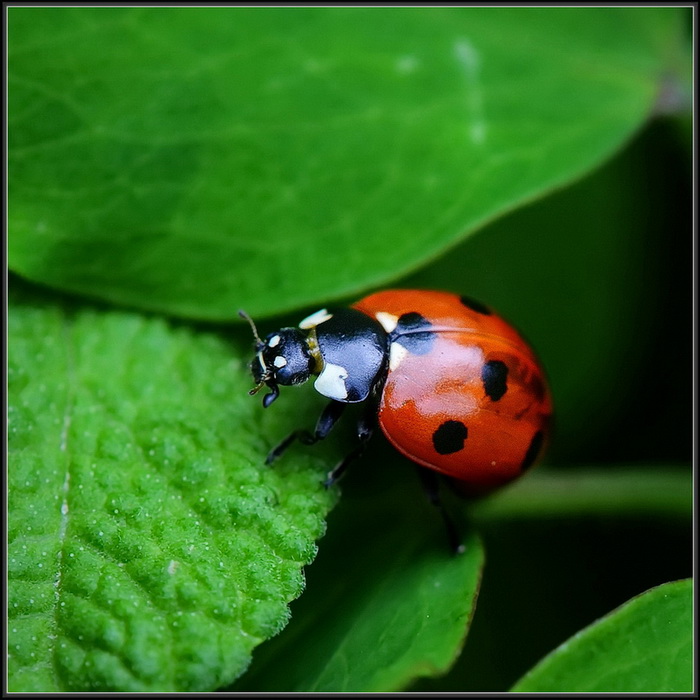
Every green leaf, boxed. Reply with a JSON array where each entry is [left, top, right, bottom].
[[233, 476, 484, 693], [511, 579, 693, 693], [8, 7, 688, 320], [7, 280, 336, 692]]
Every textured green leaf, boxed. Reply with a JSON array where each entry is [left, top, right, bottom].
[[7, 280, 336, 692], [511, 579, 693, 693], [234, 476, 484, 693], [8, 7, 687, 320]]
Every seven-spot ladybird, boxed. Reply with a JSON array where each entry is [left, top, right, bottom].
[[241, 290, 552, 547]]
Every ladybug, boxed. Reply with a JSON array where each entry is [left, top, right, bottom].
[[241, 290, 552, 548]]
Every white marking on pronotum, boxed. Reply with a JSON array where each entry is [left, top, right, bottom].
[[389, 342, 409, 371], [453, 38, 487, 145], [268, 334, 281, 348], [299, 308, 333, 330], [314, 362, 349, 401], [375, 311, 399, 333], [168, 560, 180, 575], [273, 355, 288, 368]]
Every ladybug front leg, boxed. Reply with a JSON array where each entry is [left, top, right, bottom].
[[322, 401, 377, 488], [265, 400, 347, 465]]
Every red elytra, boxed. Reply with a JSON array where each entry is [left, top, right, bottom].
[[353, 290, 552, 495]]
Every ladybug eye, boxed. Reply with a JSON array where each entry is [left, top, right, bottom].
[[264, 329, 313, 387]]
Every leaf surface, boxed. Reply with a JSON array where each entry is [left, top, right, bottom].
[[511, 579, 693, 693], [8, 7, 686, 319], [234, 478, 484, 693], [8, 281, 335, 691]]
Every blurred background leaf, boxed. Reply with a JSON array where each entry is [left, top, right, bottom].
[[511, 579, 692, 692], [8, 6, 685, 319]]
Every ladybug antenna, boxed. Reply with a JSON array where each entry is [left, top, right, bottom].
[[248, 377, 280, 407], [248, 382, 264, 397], [238, 309, 263, 347]]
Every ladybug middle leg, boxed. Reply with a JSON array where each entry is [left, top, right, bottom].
[[265, 399, 347, 465], [322, 401, 377, 489]]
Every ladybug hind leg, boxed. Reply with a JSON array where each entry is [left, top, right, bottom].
[[416, 468, 465, 555], [265, 400, 347, 465]]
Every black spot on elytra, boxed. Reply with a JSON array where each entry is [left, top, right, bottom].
[[521, 430, 544, 471], [482, 360, 508, 401], [394, 311, 433, 333], [460, 295, 491, 315], [432, 420, 468, 455], [392, 312, 436, 355]]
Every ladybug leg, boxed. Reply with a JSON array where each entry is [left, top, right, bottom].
[[416, 468, 465, 555], [265, 400, 347, 465], [322, 403, 377, 489]]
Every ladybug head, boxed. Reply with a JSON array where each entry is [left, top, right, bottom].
[[240, 310, 315, 408]]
